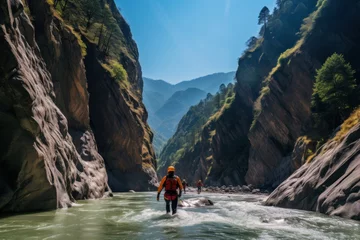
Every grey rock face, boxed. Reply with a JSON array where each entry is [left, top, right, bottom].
[[266, 124, 360, 220]]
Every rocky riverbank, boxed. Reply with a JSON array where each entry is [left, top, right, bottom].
[[185, 185, 267, 195]]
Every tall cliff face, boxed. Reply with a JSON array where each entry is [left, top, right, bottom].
[[263, 0, 360, 220], [245, 52, 317, 188], [203, 34, 281, 186], [206, 93, 252, 185], [83, 0, 157, 191], [26, 0, 111, 199], [247, 0, 360, 188], [0, 0, 109, 212], [0, 0, 157, 212], [85, 42, 157, 191], [31, 0, 157, 191]]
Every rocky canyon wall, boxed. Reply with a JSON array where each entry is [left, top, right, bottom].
[[85, 41, 157, 191], [247, 0, 360, 188], [0, 0, 109, 212], [266, 122, 360, 220], [159, 0, 317, 187], [0, 0, 157, 212], [265, 0, 360, 220]]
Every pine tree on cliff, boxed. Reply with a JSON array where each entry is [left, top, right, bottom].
[[219, 84, 226, 94], [246, 36, 258, 49], [103, 18, 119, 55], [82, 0, 101, 30], [312, 53, 357, 128], [96, 4, 113, 46], [258, 6, 270, 32]]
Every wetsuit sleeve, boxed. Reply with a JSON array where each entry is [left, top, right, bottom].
[[157, 176, 166, 193], [177, 177, 184, 190]]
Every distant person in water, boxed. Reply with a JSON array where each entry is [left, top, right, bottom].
[[197, 180, 203, 194], [182, 179, 187, 194], [157, 166, 184, 215]]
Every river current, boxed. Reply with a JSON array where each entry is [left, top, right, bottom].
[[0, 192, 359, 240]]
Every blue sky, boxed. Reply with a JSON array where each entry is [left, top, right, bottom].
[[116, 0, 275, 84]]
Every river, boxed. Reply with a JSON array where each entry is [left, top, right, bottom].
[[0, 192, 359, 240]]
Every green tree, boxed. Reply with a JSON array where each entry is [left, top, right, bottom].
[[246, 36, 258, 49], [103, 18, 119, 55], [219, 84, 226, 94], [206, 93, 213, 102], [96, 4, 113, 45], [54, 0, 69, 10], [258, 6, 270, 26], [312, 53, 357, 128], [81, 0, 101, 30], [214, 93, 221, 108], [54, 0, 61, 7]]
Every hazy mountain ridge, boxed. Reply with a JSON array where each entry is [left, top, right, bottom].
[[143, 72, 235, 153]]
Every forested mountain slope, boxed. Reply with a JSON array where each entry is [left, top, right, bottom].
[[143, 72, 235, 153], [153, 88, 207, 139], [159, 84, 236, 182]]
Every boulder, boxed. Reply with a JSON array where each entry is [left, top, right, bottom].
[[252, 189, 261, 194], [179, 198, 214, 208], [242, 185, 251, 192]]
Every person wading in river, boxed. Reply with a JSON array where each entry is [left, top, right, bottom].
[[182, 179, 187, 194], [197, 180, 203, 194], [157, 166, 184, 215]]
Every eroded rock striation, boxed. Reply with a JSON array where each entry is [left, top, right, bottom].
[[0, 0, 109, 212], [266, 123, 360, 220], [0, 0, 157, 212]]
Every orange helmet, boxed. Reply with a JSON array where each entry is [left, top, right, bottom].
[[167, 166, 175, 173]]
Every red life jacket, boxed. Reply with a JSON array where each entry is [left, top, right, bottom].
[[165, 176, 178, 192], [164, 176, 179, 200]]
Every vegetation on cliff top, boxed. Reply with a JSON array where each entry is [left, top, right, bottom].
[[334, 108, 360, 142], [244, 0, 317, 57], [254, 0, 360, 164], [41, 0, 131, 90], [101, 60, 129, 89]]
